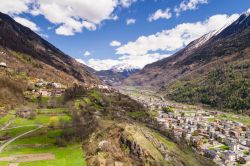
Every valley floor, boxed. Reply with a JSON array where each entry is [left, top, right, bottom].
[[117, 86, 250, 166], [1, 86, 247, 166]]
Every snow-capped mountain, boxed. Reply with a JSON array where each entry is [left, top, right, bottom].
[[95, 63, 140, 86], [111, 64, 140, 77]]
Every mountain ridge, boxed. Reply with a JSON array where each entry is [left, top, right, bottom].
[[0, 12, 99, 85], [124, 13, 250, 87]]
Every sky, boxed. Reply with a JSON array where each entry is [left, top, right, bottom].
[[0, 0, 250, 71]]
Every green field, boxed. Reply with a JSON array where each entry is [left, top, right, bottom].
[[0, 114, 14, 127], [217, 113, 250, 125], [9, 115, 71, 127], [0, 113, 86, 166]]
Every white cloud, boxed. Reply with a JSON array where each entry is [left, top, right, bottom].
[[84, 51, 91, 57], [175, 0, 208, 16], [148, 8, 172, 22], [0, 0, 137, 36], [126, 18, 136, 25], [14, 17, 40, 32], [87, 53, 170, 71], [87, 58, 121, 71], [120, 0, 137, 7], [87, 13, 240, 71], [117, 13, 239, 56], [76, 59, 86, 65], [110, 40, 122, 47], [0, 0, 33, 15]]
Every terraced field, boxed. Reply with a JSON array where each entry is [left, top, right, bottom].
[[0, 108, 86, 166]]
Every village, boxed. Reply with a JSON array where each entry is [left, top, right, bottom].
[[119, 86, 250, 166], [157, 109, 250, 166], [0, 59, 111, 98]]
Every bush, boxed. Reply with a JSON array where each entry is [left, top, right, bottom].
[[63, 84, 87, 102], [49, 116, 59, 128], [55, 137, 67, 147], [162, 106, 174, 113]]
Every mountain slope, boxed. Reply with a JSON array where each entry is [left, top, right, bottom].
[[0, 12, 99, 85], [124, 12, 250, 110], [124, 12, 250, 86]]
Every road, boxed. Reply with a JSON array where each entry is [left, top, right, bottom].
[[0, 125, 43, 152]]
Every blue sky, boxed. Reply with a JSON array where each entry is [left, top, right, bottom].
[[0, 0, 250, 70]]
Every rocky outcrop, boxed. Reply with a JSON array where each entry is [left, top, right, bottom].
[[120, 132, 160, 165]]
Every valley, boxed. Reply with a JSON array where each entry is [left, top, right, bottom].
[[118, 86, 250, 166], [0, 3, 249, 166]]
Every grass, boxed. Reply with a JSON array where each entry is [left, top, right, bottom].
[[0, 126, 37, 138], [218, 145, 229, 150], [0, 128, 86, 166], [217, 113, 250, 126], [0, 109, 85, 166], [0, 161, 8, 166], [37, 108, 68, 114], [126, 111, 148, 118], [19, 145, 86, 166], [89, 90, 102, 101], [207, 118, 216, 122], [150, 130, 210, 166], [125, 125, 164, 162], [0, 114, 14, 127], [10, 115, 71, 127]]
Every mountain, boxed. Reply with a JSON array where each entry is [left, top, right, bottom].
[[0, 12, 99, 86], [124, 12, 250, 110], [95, 64, 140, 86]]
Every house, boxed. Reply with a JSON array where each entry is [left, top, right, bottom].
[[225, 138, 236, 146], [16, 108, 34, 119], [229, 142, 240, 151], [52, 88, 65, 96], [0, 62, 7, 68], [97, 84, 111, 90], [39, 89, 51, 96], [246, 140, 250, 147], [223, 151, 236, 163], [245, 131, 250, 139]]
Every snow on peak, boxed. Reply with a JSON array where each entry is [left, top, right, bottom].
[[245, 8, 250, 17], [111, 63, 140, 72]]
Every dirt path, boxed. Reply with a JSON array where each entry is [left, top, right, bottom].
[[0, 118, 15, 130], [0, 153, 55, 162], [0, 125, 43, 152], [0, 125, 38, 131]]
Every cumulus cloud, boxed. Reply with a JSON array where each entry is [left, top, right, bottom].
[[86, 53, 170, 71], [148, 8, 172, 22], [84, 51, 91, 57], [86, 13, 240, 71], [126, 18, 136, 25], [14, 17, 40, 32], [175, 0, 208, 16], [87, 58, 121, 71], [0, 0, 137, 36], [117, 13, 239, 56], [120, 0, 137, 7], [110, 40, 122, 47], [0, 0, 33, 15]]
